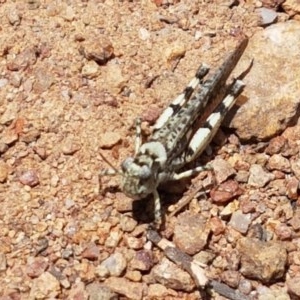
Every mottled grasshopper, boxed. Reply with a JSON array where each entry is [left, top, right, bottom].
[[101, 38, 249, 225]]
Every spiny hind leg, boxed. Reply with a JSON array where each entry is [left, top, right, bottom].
[[168, 80, 245, 182], [183, 79, 245, 164]]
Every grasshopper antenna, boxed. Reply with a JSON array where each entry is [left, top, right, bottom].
[[99, 150, 121, 176]]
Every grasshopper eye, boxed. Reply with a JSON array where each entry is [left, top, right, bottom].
[[121, 157, 134, 172], [139, 165, 151, 179]]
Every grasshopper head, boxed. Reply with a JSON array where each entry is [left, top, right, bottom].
[[120, 157, 157, 199], [100, 141, 167, 200]]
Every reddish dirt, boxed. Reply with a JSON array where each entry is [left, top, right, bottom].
[[0, 1, 299, 299]]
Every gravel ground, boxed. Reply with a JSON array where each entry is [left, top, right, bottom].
[[1, 1, 300, 299]]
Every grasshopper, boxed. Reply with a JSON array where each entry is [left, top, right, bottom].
[[101, 38, 249, 226]]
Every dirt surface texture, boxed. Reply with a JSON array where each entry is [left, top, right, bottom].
[[1, 0, 300, 299]]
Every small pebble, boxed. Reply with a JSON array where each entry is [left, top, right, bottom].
[[81, 61, 100, 79], [62, 139, 80, 155], [130, 250, 153, 271], [256, 7, 277, 26], [99, 252, 127, 277], [211, 180, 243, 204], [82, 243, 100, 260], [139, 27, 150, 40], [99, 132, 121, 149], [6, 7, 21, 25], [26, 257, 49, 278], [152, 258, 194, 292], [0, 162, 9, 183], [229, 210, 251, 234], [19, 169, 39, 187], [248, 164, 274, 187], [29, 272, 60, 299]]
